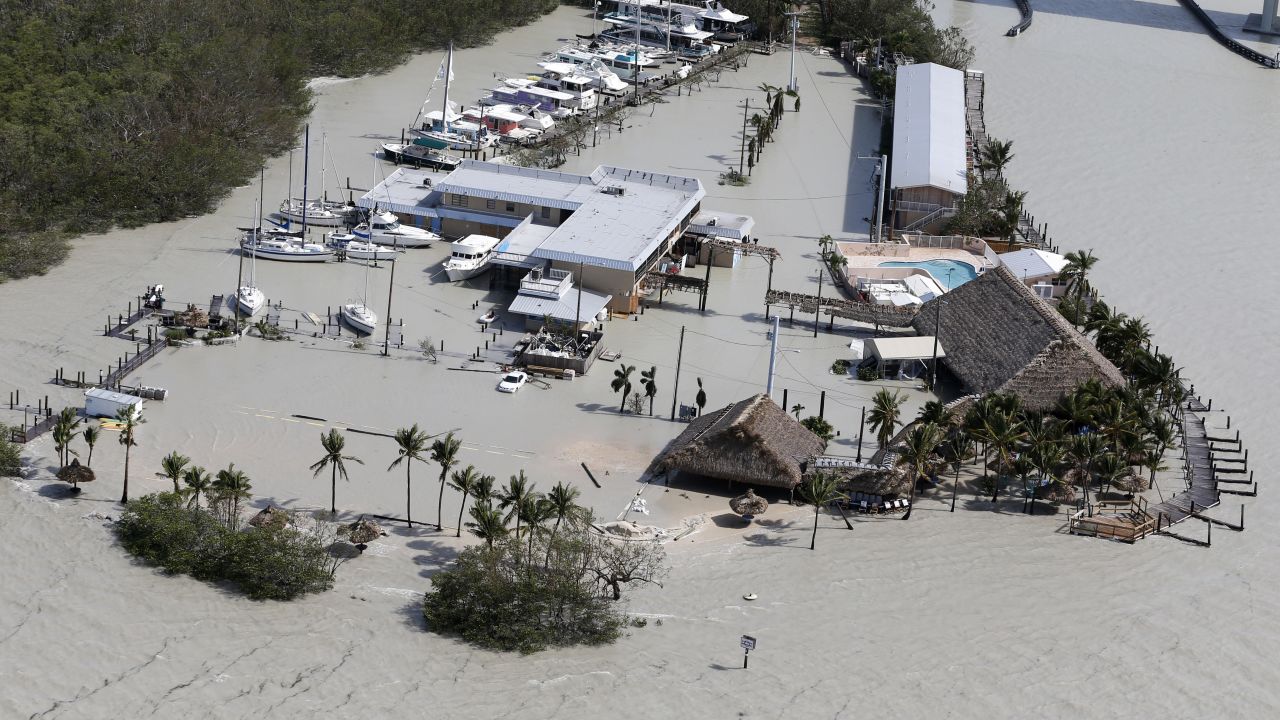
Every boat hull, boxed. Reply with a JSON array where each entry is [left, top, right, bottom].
[[380, 143, 462, 171], [445, 263, 490, 282], [236, 288, 265, 317], [340, 305, 377, 335], [241, 243, 335, 262]]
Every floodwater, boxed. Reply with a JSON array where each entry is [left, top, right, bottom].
[[0, 2, 1278, 717]]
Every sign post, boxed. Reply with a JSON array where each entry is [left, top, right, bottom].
[[740, 635, 757, 669]]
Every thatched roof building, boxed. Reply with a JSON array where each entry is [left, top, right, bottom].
[[653, 394, 825, 489], [912, 265, 1124, 410]]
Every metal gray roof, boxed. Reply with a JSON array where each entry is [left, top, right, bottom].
[[508, 287, 613, 322], [891, 63, 967, 194]]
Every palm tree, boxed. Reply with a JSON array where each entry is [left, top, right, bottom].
[[947, 432, 974, 512], [1143, 415, 1176, 488], [1057, 295, 1087, 329], [916, 400, 953, 427], [388, 423, 430, 527], [53, 407, 81, 467], [797, 472, 843, 550], [1061, 249, 1099, 304], [472, 473, 495, 506], [545, 481, 584, 537], [517, 494, 554, 564], [867, 389, 905, 448], [181, 466, 212, 509], [1093, 452, 1127, 501], [639, 366, 658, 415], [499, 471, 535, 536], [896, 422, 944, 520], [309, 428, 363, 514], [448, 465, 481, 538], [1067, 433, 1105, 511], [1027, 439, 1064, 516], [790, 403, 805, 420], [212, 463, 252, 528], [611, 364, 636, 413], [116, 407, 143, 504], [982, 410, 1025, 504], [1010, 454, 1036, 512], [156, 451, 190, 494], [466, 501, 508, 549], [965, 395, 1000, 477], [429, 432, 462, 531], [978, 138, 1015, 177], [82, 424, 100, 468]]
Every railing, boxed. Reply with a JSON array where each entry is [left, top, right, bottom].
[[102, 338, 168, 390], [1068, 498, 1155, 543], [1175, 0, 1278, 69]]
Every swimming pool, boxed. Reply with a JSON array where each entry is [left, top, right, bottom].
[[878, 259, 978, 290]]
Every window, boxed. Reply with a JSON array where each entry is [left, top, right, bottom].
[[485, 198, 496, 210], [540, 206, 551, 219], [450, 194, 467, 207], [506, 202, 515, 213]]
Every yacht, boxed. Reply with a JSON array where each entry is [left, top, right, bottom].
[[533, 67, 599, 112], [482, 82, 576, 119], [546, 43, 660, 82], [340, 302, 378, 335], [340, 256, 378, 335], [240, 234, 335, 263], [600, 9, 714, 55], [235, 285, 265, 318], [443, 234, 501, 282], [380, 141, 463, 171], [538, 59, 629, 94], [462, 105, 545, 143], [352, 209, 440, 248], [277, 197, 356, 227], [326, 232, 400, 261]]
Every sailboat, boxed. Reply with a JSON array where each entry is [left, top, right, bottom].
[[236, 169, 267, 317], [340, 259, 378, 335], [278, 131, 357, 226], [352, 208, 440, 248], [243, 125, 336, 262], [408, 43, 496, 152]]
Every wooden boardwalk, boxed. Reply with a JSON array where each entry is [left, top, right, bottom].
[[1148, 399, 1222, 527]]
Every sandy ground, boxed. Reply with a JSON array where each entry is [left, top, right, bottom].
[[1, 3, 1279, 718]]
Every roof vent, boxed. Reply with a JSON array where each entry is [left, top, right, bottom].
[[600, 185, 625, 197]]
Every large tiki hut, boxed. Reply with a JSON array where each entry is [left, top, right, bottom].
[[912, 265, 1124, 411], [652, 394, 825, 491]]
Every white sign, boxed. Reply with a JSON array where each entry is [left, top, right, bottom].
[[740, 635, 757, 651]]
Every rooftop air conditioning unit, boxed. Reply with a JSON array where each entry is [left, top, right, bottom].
[[531, 267, 543, 282], [707, 216, 718, 226]]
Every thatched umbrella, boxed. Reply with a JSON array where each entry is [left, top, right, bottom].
[[729, 488, 769, 518], [249, 505, 288, 529], [56, 458, 95, 494], [339, 515, 384, 552]]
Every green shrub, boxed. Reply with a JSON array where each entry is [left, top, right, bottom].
[[115, 492, 336, 600], [800, 416, 835, 443], [830, 359, 851, 375], [0, 424, 22, 477], [163, 328, 188, 345], [857, 365, 879, 382], [423, 528, 664, 653]]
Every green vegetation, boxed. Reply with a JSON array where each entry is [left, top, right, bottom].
[[115, 492, 342, 600], [856, 364, 879, 382], [800, 416, 835, 444], [830, 359, 852, 375], [0, 424, 20, 477], [424, 485, 665, 652], [0, 0, 560, 282]]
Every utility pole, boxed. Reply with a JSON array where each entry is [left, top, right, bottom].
[[784, 11, 800, 92], [928, 269, 951, 388], [812, 263, 823, 338], [766, 315, 780, 397], [875, 154, 887, 242], [670, 325, 686, 420], [856, 406, 866, 462], [383, 256, 396, 356], [739, 99, 750, 175]]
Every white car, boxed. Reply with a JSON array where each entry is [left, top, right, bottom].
[[497, 371, 528, 393]]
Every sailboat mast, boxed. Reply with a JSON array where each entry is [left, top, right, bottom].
[[301, 124, 311, 239], [320, 132, 327, 204], [442, 43, 453, 135], [667, 2, 672, 53]]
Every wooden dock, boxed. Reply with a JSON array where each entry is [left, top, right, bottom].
[[1148, 399, 1224, 527]]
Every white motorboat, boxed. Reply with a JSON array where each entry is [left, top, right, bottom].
[[352, 210, 440, 248], [241, 235, 335, 262], [540, 59, 630, 93], [443, 234, 501, 282], [534, 67, 599, 112], [379, 141, 463, 171], [340, 302, 377, 335], [546, 42, 660, 82], [462, 104, 546, 144], [327, 232, 400, 261]]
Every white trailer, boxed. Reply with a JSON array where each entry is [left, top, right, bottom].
[[84, 388, 144, 420]]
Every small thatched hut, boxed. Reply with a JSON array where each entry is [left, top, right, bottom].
[[912, 265, 1124, 411], [811, 465, 912, 499], [57, 458, 95, 490], [653, 394, 825, 490]]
